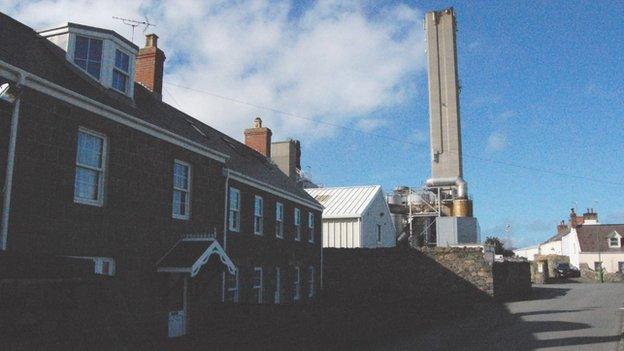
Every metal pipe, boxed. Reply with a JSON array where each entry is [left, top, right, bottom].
[[426, 176, 468, 199], [1, 73, 24, 251], [222, 168, 230, 252]]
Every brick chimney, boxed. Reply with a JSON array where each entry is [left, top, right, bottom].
[[582, 208, 598, 224], [244, 118, 272, 157], [135, 34, 166, 100], [570, 208, 584, 228], [556, 220, 568, 235]]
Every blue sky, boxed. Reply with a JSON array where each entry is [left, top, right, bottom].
[[2, 1, 623, 247]]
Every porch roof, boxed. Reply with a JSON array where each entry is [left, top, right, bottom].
[[156, 237, 236, 278]]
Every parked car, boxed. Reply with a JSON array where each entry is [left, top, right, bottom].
[[554, 263, 580, 278]]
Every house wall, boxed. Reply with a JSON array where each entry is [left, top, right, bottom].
[[6, 89, 225, 274], [579, 253, 624, 273], [225, 179, 322, 304], [513, 246, 539, 261], [322, 218, 361, 248], [539, 240, 562, 256], [561, 230, 581, 268], [360, 192, 396, 248]]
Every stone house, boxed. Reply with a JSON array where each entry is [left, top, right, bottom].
[[0, 14, 322, 336]]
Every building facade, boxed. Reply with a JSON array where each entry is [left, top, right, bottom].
[[0, 14, 322, 335], [306, 185, 396, 248]]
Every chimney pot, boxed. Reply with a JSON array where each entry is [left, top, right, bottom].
[[146, 33, 158, 47]]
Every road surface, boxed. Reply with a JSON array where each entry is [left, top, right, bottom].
[[371, 282, 624, 351]]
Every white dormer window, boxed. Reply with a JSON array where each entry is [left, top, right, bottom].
[[39, 23, 138, 98], [608, 232, 621, 248], [112, 50, 130, 93], [74, 36, 102, 79]]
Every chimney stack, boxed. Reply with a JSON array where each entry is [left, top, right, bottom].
[[556, 220, 568, 235], [582, 208, 598, 224], [271, 139, 301, 179], [135, 33, 166, 100], [244, 118, 272, 157]]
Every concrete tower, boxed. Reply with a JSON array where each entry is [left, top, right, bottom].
[[425, 8, 465, 191]]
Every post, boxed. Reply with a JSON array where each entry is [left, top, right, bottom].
[[1, 93, 21, 250]]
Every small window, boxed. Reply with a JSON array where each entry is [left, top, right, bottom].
[[112, 49, 130, 93], [609, 237, 620, 247], [74, 128, 106, 206], [294, 208, 301, 241], [377, 224, 382, 244], [94, 257, 115, 276], [293, 266, 301, 301], [74, 35, 102, 79], [254, 196, 264, 235], [276, 202, 284, 238], [308, 212, 315, 243], [308, 266, 315, 298], [274, 267, 281, 304], [228, 187, 241, 232], [253, 267, 263, 304], [618, 262, 624, 273], [594, 261, 602, 271], [222, 270, 239, 303], [172, 160, 191, 219]]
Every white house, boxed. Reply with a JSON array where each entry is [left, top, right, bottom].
[[305, 185, 396, 248], [513, 245, 540, 261], [562, 224, 624, 273]]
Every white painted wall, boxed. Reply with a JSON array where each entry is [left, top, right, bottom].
[[360, 192, 396, 248], [323, 218, 361, 248], [513, 246, 539, 261], [579, 253, 624, 273], [540, 240, 562, 256], [562, 229, 581, 268]]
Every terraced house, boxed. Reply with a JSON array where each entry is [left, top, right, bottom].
[[0, 13, 322, 336]]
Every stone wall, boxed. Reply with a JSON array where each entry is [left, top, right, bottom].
[[419, 247, 494, 295], [533, 254, 569, 278], [579, 263, 624, 283]]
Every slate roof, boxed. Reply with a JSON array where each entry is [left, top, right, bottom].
[[0, 12, 319, 205], [576, 224, 624, 253], [542, 230, 569, 244], [305, 185, 382, 218]]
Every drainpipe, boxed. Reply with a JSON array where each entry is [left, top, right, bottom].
[[1, 73, 24, 251], [222, 168, 229, 251]]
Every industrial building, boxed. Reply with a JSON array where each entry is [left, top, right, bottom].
[[388, 8, 480, 248], [306, 186, 396, 248]]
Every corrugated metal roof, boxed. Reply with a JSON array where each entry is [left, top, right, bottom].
[[305, 185, 382, 218]]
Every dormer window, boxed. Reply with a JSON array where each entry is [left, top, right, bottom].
[[113, 50, 130, 93], [74, 36, 102, 79], [608, 231, 622, 248]]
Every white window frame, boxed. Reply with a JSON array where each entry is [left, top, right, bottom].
[[74, 127, 107, 207], [608, 233, 621, 248], [274, 267, 281, 304], [172, 160, 191, 220], [73, 35, 103, 80], [293, 266, 301, 301], [94, 257, 115, 276], [308, 266, 315, 298], [228, 187, 241, 232], [222, 270, 239, 303], [308, 212, 315, 243], [294, 208, 301, 241], [276, 202, 284, 238], [253, 267, 263, 304], [112, 49, 130, 93], [254, 195, 264, 235]]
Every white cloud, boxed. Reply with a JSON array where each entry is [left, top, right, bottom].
[[355, 118, 389, 132], [486, 132, 507, 152], [2, 0, 426, 142]]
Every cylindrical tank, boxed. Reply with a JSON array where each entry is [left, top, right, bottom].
[[452, 198, 473, 217]]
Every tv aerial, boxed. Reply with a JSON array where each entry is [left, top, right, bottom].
[[112, 16, 156, 43]]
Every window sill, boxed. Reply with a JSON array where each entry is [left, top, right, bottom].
[[74, 197, 104, 207], [172, 214, 190, 220]]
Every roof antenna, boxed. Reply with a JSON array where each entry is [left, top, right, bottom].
[[112, 16, 156, 43]]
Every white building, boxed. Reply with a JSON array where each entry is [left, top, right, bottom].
[[513, 245, 540, 261], [562, 224, 624, 273], [305, 185, 396, 248]]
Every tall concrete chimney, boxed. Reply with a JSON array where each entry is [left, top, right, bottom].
[[425, 8, 463, 181], [135, 34, 166, 100], [244, 117, 272, 157]]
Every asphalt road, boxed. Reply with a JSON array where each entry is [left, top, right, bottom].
[[370, 282, 624, 351]]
